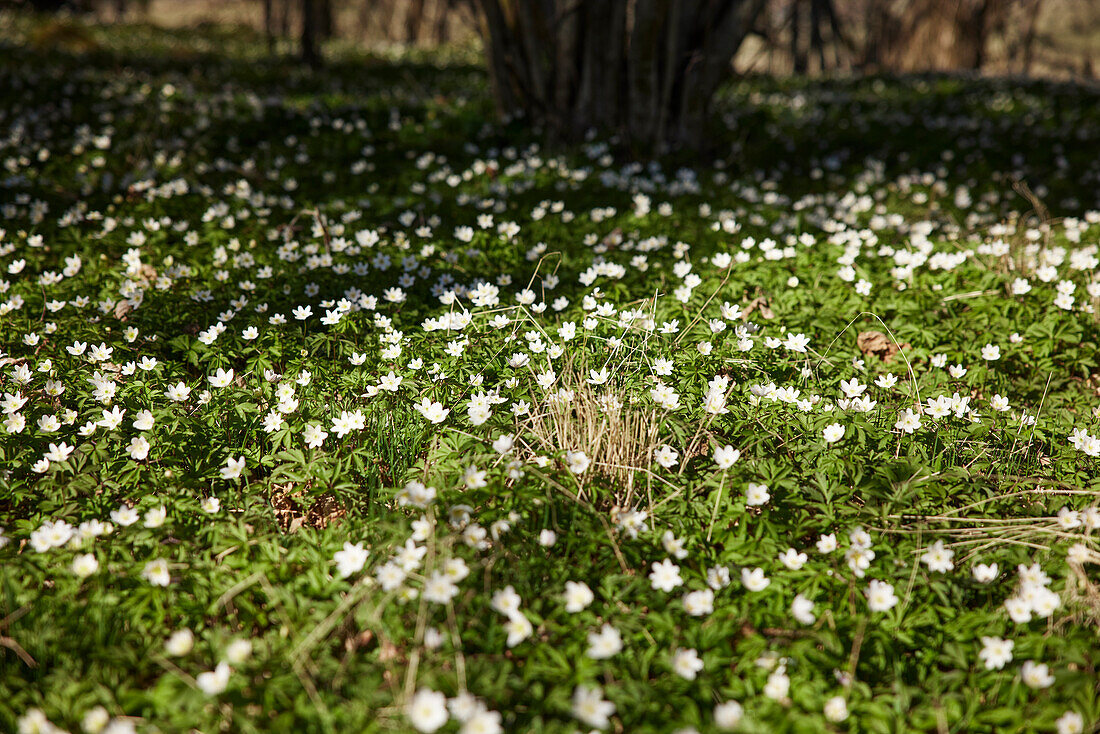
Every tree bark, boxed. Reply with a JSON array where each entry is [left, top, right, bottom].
[[475, 0, 764, 149], [301, 0, 319, 67], [791, 1, 806, 74], [263, 0, 275, 53], [317, 0, 334, 41]]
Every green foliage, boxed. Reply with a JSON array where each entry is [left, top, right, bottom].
[[0, 14, 1099, 734]]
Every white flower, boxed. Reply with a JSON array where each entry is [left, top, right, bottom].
[[706, 565, 731, 590], [779, 548, 807, 570], [376, 562, 408, 591], [713, 444, 740, 469], [979, 636, 1013, 670], [565, 450, 591, 474], [504, 613, 533, 648], [41, 441, 73, 465], [784, 333, 810, 352], [491, 586, 522, 616], [98, 406, 125, 430], [824, 696, 849, 722], [82, 706, 110, 734], [921, 540, 955, 573], [18, 709, 58, 734], [866, 579, 898, 612], [132, 410, 155, 431], [423, 571, 459, 604], [72, 553, 99, 578], [208, 367, 234, 388], [816, 533, 837, 553], [895, 408, 923, 433], [822, 423, 845, 443], [847, 547, 876, 578], [1021, 660, 1054, 689], [791, 594, 816, 625], [37, 414, 61, 432], [564, 581, 595, 613], [745, 482, 770, 506], [144, 506, 167, 528], [714, 700, 743, 730], [142, 558, 171, 586], [224, 638, 253, 665], [464, 465, 487, 489], [303, 423, 328, 448], [586, 623, 623, 659], [682, 588, 715, 617], [653, 445, 679, 468], [127, 436, 150, 460], [196, 663, 231, 696], [741, 567, 770, 591], [449, 693, 482, 723], [662, 530, 688, 559], [460, 707, 502, 734], [406, 689, 449, 733], [587, 367, 610, 385], [1055, 711, 1084, 734], [763, 668, 790, 700], [415, 398, 450, 424], [972, 563, 998, 583], [1030, 586, 1061, 619], [165, 629, 194, 656], [671, 647, 704, 680], [840, 378, 865, 398], [1057, 506, 1082, 530], [649, 559, 683, 591], [333, 542, 368, 578], [1004, 596, 1032, 623], [111, 504, 139, 527], [572, 686, 615, 729], [875, 373, 898, 389], [220, 456, 245, 480]]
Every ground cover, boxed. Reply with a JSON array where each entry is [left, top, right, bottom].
[[2, 17, 1100, 734]]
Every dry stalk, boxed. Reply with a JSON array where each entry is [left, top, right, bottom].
[[521, 375, 662, 510]]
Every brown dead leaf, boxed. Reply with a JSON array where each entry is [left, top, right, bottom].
[[271, 484, 345, 532], [743, 297, 775, 320], [857, 331, 908, 363]]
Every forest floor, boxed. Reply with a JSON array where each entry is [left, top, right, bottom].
[[2, 14, 1100, 734]]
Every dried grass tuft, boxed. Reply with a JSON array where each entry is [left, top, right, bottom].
[[521, 377, 662, 509]]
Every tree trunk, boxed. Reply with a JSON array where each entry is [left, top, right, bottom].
[[1020, 0, 1042, 74], [791, 1, 806, 74], [263, 0, 275, 53], [301, 0, 319, 67], [475, 0, 765, 150], [279, 0, 290, 40], [317, 0, 334, 41], [809, 0, 825, 72], [405, 0, 427, 44]]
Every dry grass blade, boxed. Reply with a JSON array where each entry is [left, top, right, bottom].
[[517, 360, 660, 510], [521, 374, 662, 509]]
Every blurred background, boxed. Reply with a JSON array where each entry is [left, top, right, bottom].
[[6, 0, 1099, 79]]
